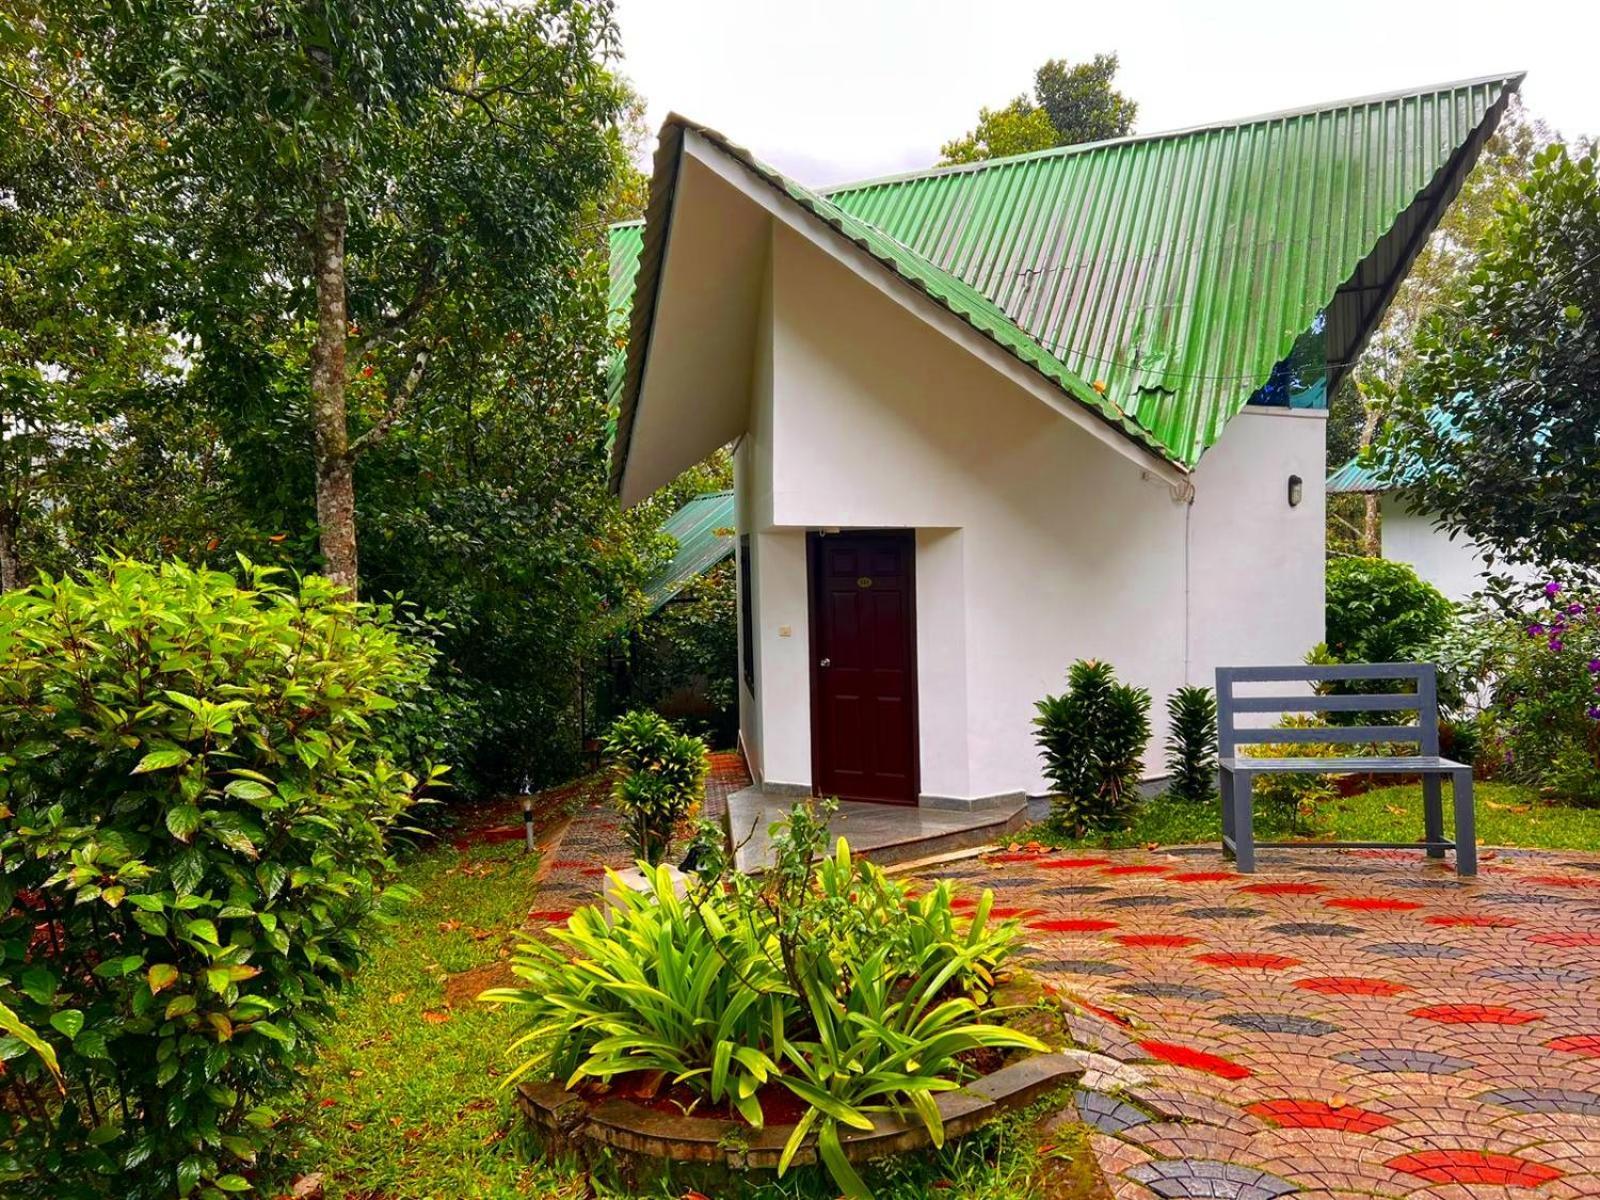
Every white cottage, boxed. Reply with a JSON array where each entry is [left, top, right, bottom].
[[608, 75, 1520, 813]]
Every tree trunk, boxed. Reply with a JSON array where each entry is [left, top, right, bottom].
[[1358, 400, 1382, 557], [0, 503, 23, 593], [309, 185, 358, 596]]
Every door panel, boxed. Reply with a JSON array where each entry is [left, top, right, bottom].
[[810, 532, 918, 804]]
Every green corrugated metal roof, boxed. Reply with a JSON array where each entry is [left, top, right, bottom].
[[642, 489, 736, 612], [824, 75, 1519, 466], [1326, 456, 1390, 493], [607, 74, 1520, 485]]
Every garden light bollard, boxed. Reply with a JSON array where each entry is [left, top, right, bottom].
[[523, 795, 536, 852]]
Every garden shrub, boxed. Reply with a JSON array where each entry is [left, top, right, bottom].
[[602, 710, 709, 866], [0, 559, 440, 1199], [1243, 716, 1344, 833], [1322, 558, 1458, 722], [1492, 584, 1600, 805], [489, 804, 1042, 1199], [1164, 686, 1217, 804], [1035, 660, 1151, 835], [1325, 557, 1454, 663]]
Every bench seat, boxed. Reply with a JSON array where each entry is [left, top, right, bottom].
[[1216, 662, 1475, 876], [1219, 755, 1468, 774]]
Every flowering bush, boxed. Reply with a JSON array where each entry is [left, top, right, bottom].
[[1494, 583, 1600, 805]]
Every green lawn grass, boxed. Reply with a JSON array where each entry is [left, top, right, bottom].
[[1025, 781, 1600, 852], [264, 814, 1107, 1200]]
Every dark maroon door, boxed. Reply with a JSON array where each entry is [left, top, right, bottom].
[[810, 532, 918, 805]]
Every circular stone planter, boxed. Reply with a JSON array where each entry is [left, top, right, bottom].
[[517, 1051, 1082, 1192]]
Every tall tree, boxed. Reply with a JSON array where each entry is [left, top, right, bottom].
[[941, 53, 1136, 166], [1034, 54, 1138, 146], [1371, 145, 1600, 593], [55, 0, 626, 595]]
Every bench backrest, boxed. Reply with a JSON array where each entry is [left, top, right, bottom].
[[1215, 663, 1440, 758]]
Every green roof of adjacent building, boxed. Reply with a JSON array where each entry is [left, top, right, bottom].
[[641, 489, 735, 613], [607, 73, 1520, 474]]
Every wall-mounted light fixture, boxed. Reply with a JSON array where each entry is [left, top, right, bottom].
[[1287, 474, 1304, 508]]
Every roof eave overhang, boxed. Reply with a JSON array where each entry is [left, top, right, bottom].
[[609, 119, 1189, 501], [1324, 74, 1524, 401]]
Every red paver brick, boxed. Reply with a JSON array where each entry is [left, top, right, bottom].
[[1409, 1003, 1544, 1025], [1293, 976, 1410, 996], [1169, 871, 1236, 883], [1138, 1038, 1252, 1080], [1114, 933, 1203, 948], [1101, 864, 1172, 876], [1037, 856, 1113, 868], [1245, 1098, 1393, 1133], [1547, 1034, 1600, 1056], [1385, 1150, 1563, 1186], [1193, 951, 1301, 970], [1530, 931, 1600, 947], [1029, 918, 1119, 932], [1323, 897, 1424, 911], [526, 909, 573, 922], [1238, 881, 1325, 895]]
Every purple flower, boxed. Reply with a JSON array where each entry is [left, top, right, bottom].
[[1551, 638, 1565, 652], [1588, 659, 1600, 673], [1588, 707, 1600, 721], [1546, 581, 1563, 597], [1569, 603, 1587, 616], [1528, 623, 1546, 637]]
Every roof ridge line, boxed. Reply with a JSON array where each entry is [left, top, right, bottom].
[[821, 70, 1527, 196]]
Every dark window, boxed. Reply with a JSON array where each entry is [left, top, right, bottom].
[[1248, 311, 1328, 409], [738, 535, 755, 692]]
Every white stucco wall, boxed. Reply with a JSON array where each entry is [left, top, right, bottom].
[[1379, 494, 1540, 602], [733, 223, 1327, 800]]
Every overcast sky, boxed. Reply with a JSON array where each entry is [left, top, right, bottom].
[[613, 0, 1599, 187]]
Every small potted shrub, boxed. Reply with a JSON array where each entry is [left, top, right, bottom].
[[601, 710, 709, 898]]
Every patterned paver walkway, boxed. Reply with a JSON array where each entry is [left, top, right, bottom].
[[917, 845, 1600, 1200], [524, 762, 1600, 1198]]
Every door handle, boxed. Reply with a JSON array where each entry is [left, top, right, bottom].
[[819, 657, 831, 668]]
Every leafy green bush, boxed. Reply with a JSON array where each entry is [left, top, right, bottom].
[[1243, 716, 1344, 833], [1325, 557, 1455, 663], [1164, 686, 1217, 804], [488, 806, 1042, 1200], [1035, 661, 1152, 835], [0, 559, 439, 1199], [602, 710, 709, 866], [1493, 585, 1600, 804]]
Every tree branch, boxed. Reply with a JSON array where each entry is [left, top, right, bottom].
[[348, 254, 440, 364], [349, 344, 432, 459]]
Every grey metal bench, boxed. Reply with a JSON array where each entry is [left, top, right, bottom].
[[1216, 663, 1475, 876]]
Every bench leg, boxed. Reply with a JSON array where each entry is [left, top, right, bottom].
[[1231, 772, 1255, 873], [1219, 766, 1235, 846], [1422, 775, 1444, 859], [1452, 770, 1476, 877]]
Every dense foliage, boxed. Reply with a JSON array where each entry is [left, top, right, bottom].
[[490, 806, 1042, 1199], [940, 53, 1136, 164], [1371, 147, 1600, 591], [0, 560, 438, 1199], [0, 2, 669, 799], [1164, 686, 1218, 804], [604, 558, 739, 747], [601, 710, 709, 866], [1325, 558, 1454, 665], [1034, 661, 1151, 836]]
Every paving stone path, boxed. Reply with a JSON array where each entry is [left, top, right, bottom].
[[524, 760, 1600, 1199], [921, 845, 1600, 1200]]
